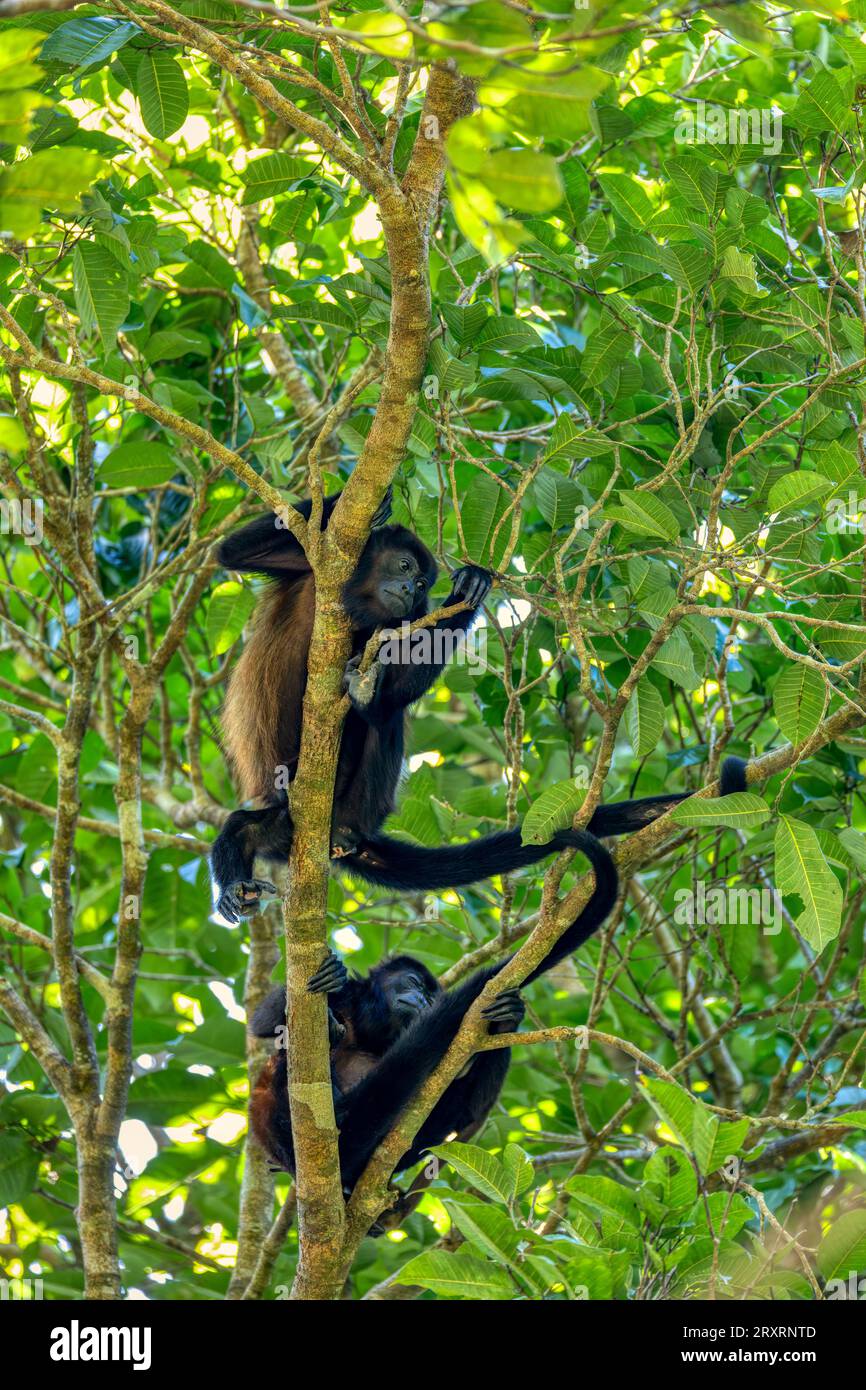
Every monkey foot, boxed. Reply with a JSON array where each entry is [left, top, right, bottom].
[[330, 826, 362, 859], [307, 950, 349, 995], [216, 878, 277, 924], [481, 988, 525, 1031]]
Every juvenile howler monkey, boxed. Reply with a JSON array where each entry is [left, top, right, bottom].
[[249, 827, 618, 1194], [211, 490, 749, 922]]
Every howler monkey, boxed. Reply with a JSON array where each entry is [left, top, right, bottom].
[[211, 490, 749, 922], [249, 827, 618, 1194]]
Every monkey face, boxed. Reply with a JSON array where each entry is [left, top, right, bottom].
[[381, 967, 434, 1026], [375, 548, 430, 619]]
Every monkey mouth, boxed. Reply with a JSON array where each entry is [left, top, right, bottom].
[[381, 586, 414, 618]]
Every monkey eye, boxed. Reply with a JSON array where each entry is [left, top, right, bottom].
[[416, 578, 426, 590], [399, 558, 410, 572]]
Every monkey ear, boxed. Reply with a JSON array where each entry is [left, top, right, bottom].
[[371, 485, 393, 529]]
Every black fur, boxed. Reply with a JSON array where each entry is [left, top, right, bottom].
[[249, 829, 618, 1191], [211, 486, 751, 921]]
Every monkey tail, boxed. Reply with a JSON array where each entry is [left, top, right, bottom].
[[583, 755, 748, 837], [519, 830, 619, 984], [344, 757, 748, 893]]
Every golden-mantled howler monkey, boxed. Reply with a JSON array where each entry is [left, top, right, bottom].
[[210, 490, 748, 922], [249, 828, 617, 1193]]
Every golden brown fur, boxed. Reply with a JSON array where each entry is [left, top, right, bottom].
[[221, 576, 315, 801]]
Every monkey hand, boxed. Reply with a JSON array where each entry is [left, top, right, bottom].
[[481, 988, 525, 1034], [327, 1009, 347, 1046], [217, 878, 277, 924], [343, 652, 381, 709], [448, 565, 492, 609], [307, 949, 349, 996]]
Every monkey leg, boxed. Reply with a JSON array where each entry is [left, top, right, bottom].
[[210, 804, 291, 923]]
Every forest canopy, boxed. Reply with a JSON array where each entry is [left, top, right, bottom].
[[2, 0, 866, 1303]]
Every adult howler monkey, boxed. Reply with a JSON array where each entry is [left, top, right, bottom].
[[249, 828, 617, 1193], [211, 490, 748, 922]]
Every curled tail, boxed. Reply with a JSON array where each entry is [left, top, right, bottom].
[[518, 830, 618, 984], [343, 756, 748, 893]]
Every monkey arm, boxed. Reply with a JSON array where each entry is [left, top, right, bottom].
[[216, 494, 342, 575], [217, 489, 393, 577], [344, 565, 492, 725], [334, 968, 504, 1190]]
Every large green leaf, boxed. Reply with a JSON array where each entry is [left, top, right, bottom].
[[40, 17, 139, 70], [624, 679, 665, 756], [521, 778, 586, 845], [669, 792, 770, 830], [138, 52, 189, 139], [772, 665, 825, 745], [206, 582, 255, 655], [0, 150, 104, 238], [72, 242, 130, 347], [241, 153, 316, 203], [392, 1250, 513, 1299], [774, 815, 842, 951], [817, 1210, 866, 1281], [99, 441, 175, 488], [428, 1142, 512, 1203]]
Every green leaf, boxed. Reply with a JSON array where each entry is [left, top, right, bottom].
[[565, 1174, 640, 1226], [145, 329, 211, 361], [443, 1201, 522, 1266], [606, 490, 679, 541], [774, 815, 842, 951], [138, 52, 189, 139], [0, 150, 104, 239], [692, 1107, 750, 1177], [521, 778, 586, 846], [0, 29, 45, 91], [428, 1141, 512, 1203], [717, 246, 759, 299], [99, 441, 175, 488], [597, 172, 655, 228], [669, 792, 770, 830], [772, 666, 824, 745], [581, 320, 631, 385], [0, 1133, 40, 1205], [767, 471, 832, 514], [817, 1210, 866, 1281], [664, 157, 721, 215], [534, 468, 583, 530], [206, 582, 255, 655], [561, 160, 590, 226], [501, 1143, 534, 1197], [793, 69, 851, 135], [642, 1076, 698, 1147], [460, 473, 512, 569], [650, 631, 699, 690], [441, 301, 489, 346], [73, 243, 130, 348], [624, 680, 665, 756], [392, 1250, 513, 1299], [476, 315, 543, 353], [40, 17, 139, 70], [645, 1146, 697, 1209], [241, 153, 315, 204], [478, 150, 562, 213]]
